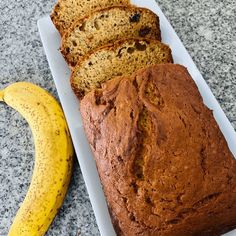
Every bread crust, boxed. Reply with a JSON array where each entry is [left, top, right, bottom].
[[80, 64, 236, 236]]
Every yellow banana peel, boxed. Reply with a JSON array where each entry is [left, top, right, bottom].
[[0, 82, 73, 236]]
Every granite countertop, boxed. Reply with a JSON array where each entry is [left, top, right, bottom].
[[0, 0, 235, 235]]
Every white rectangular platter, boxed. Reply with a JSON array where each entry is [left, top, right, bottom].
[[37, 0, 236, 235]]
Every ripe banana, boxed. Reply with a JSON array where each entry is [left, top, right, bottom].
[[0, 82, 73, 236]]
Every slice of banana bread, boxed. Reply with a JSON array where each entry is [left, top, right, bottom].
[[61, 6, 161, 66], [80, 64, 236, 236], [70, 38, 173, 99], [51, 0, 130, 35]]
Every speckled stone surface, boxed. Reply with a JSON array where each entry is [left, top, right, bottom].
[[0, 0, 235, 235], [157, 0, 236, 128]]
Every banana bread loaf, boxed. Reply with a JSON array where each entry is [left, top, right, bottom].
[[80, 64, 236, 235], [61, 6, 161, 66]]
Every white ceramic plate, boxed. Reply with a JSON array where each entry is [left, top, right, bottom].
[[37, 0, 236, 235]]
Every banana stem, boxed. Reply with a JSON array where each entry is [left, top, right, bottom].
[[0, 90, 4, 102]]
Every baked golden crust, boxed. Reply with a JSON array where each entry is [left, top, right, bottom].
[[80, 64, 236, 235]]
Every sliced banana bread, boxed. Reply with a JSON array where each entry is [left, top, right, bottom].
[[61, 6, 161, 66], [70, 38, 173, 99], [51, 0, 130, 35]]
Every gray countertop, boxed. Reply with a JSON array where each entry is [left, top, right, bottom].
[[0, 0, 235, 235]]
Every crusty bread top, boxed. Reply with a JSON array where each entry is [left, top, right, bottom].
[[80, 64, 236, 235], [61, 6, 161, 66], [51, 0, 130, 35], [71, 38, 173, 99]]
